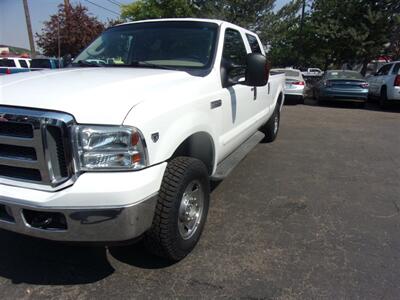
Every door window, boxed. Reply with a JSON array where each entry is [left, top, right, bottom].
[[246, 34, 262, 54], [222, 28, 248, 78], [376, 64, 392, 76], [19, 60, 28, 68]]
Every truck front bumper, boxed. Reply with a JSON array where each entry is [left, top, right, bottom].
[[0, 163, 167, 242]]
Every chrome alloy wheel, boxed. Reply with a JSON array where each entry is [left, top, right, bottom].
[[178, 180, 204, 240]]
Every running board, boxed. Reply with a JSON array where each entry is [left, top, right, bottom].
[[211, 131, 265, 180]]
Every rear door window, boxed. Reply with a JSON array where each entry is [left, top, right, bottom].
[[19, 60, 28, 68], [392, 63, 400, 75], [246, 34, 262, 54]]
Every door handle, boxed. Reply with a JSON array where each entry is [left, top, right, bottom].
[[251, 87, 257, 100]]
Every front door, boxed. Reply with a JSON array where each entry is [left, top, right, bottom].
[[218, 28, 259, 160]]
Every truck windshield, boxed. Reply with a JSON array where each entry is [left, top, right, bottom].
[[74, 21, 218, 70]]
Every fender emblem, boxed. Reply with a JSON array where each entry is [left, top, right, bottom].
[[151, 133, 159, 143]]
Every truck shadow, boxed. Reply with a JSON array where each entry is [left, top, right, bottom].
[[0, 229, 114, 285], [107, 180, 223, 269], [108, 242, 175, 269], [0, 181, 225, 284]]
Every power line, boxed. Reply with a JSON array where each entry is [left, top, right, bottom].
[[104, 0, 122, 7], [110, 0, 123, 5], [82, 0, 120, 16]]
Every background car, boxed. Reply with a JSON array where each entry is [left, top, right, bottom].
[[271, 68, 305, 103], [30, 58, 62, 69], [302, 67, 324, 77], [367, 61, 400, 108], [313, 70, 369, 107], [0, 57, 31, 75]]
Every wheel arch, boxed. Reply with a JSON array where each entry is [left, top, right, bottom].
[[170, 131, 216, 176]]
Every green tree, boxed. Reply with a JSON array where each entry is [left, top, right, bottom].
[[121, 0, 275, 31], [121, 0, 196, 21], [311, 0, 400, 74], [195, 0, 275, 30], [36, 4, 104, 57]]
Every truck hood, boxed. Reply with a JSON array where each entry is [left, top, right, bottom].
[[0, 67, 194, 124]]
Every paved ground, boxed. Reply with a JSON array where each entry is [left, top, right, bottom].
[[1, 100, 400, 299]]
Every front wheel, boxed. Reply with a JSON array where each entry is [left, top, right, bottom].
[[260, 102, 280, 143], [145, 157, 210, 261]]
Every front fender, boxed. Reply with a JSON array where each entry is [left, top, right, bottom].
[[124, 106, 217, 169]]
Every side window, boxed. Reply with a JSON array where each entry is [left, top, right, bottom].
[[19, 60, 28, 68], [222, 28, 248, 78], [377, 64, 392, 76], [246, 34, 262, 54], [392, 63, 400, 75], [0, 59, 16, 67]]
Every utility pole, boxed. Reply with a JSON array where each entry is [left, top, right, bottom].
[[298, 0, 306, 66], [23, 0, 36, 58]]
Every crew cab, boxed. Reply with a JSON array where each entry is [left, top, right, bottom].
[[367, 61, 400, 108], [0, 19, 284, 261]]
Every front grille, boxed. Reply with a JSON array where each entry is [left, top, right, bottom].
[[0, 165, 42, 182], [0, 121, 33, 138], [0, 144, 37, 161], [0, 107, 75, 190]]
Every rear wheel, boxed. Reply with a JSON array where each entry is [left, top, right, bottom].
[[261, 102, 280, 143], [380, 87, 388, 109], [145, 157, 210, 261]]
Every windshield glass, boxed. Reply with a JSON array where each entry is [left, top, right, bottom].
[[327, 71, 364, 80], [74, 21, 218, 70]]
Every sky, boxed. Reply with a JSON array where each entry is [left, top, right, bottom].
[[0, 0, 290, 50]]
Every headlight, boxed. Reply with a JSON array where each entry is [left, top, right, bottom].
[[72, 125, 148, 171]]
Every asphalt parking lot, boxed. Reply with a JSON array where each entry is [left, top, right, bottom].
[[0, 99, 399, 299]]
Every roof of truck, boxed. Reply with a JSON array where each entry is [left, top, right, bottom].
[[117, 18, 255, 34]]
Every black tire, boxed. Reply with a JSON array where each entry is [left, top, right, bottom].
[[380, 87, 388, 109], [316, 93, 325, 106], [298, 96, 305, 104], [144, 157, 210, 261], [358, 101, 366, 108], [261, 102, 280, 143]]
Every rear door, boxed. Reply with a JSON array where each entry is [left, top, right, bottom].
[[245, 33, 273, 111]]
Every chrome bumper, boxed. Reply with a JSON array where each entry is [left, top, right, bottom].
[[0, 194, 157, 242]]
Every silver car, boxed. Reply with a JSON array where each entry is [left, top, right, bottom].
[[271, 68, 305, 103]]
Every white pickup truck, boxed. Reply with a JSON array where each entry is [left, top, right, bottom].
[[367, 61, 400, 108], [0, 19, 284, 261]]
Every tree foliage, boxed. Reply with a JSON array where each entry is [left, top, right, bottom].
[[309, 0, 400, 73], [263, 0, 400, 71], [36, 4, 105, 57], [121, 0, 196, 21], [121, 0, 275, 30]]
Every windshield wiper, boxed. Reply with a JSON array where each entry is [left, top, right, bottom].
[[74, 60, 105, 67], [120, 60, 177, 71]]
